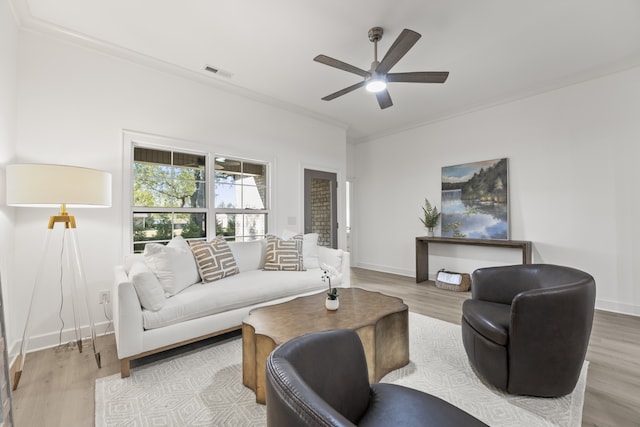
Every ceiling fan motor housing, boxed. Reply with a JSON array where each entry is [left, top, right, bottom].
[[368, 27, 383, 43]]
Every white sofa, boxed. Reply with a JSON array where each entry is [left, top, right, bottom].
[[113, 234, 350, 377]]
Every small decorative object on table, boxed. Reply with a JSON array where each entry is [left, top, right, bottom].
[[419, 198, 440, 237], [435, 269, 471, 292], [322, 270, 339, 310]]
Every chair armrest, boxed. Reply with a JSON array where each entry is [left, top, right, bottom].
[[113, 266, 144, 359]]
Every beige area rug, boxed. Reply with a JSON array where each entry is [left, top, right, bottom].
[[95, 312, 588, 426]]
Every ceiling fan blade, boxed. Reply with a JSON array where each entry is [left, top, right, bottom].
[[376, 29, 421, 74], [376, 89, 393, 109], [321, 81, 366, 101], [387, 71, 449, 84], [314, 54, 370, 78]]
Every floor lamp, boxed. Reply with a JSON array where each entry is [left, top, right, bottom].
[[5, 164, 112, 390]]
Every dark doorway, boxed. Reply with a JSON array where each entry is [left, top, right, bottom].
[[304, 169, 338, 248]]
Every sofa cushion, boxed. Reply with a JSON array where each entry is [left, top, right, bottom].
[[264, 234, 305, 271], [228, 240, 266, 272], [129, 261, 166, 311], [141, 269, 325, 330], [143, 236, 201, 296], [189, 237, 239, 283]]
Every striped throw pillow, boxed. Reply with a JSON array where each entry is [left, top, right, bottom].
[[189, 237, 239, 283], [263, 234, 305, 271]]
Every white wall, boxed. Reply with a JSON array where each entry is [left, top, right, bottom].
[[10, 29, 347, 352], [352, 66, 640, 316], [0, 0, 18, 345]]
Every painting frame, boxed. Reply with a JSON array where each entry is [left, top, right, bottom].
[[441, 158, 509, 240]]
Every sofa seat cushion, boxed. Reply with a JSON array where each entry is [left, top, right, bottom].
[[142, 268, 326, 330]]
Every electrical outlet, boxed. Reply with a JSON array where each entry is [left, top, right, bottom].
[[99, 290, 111, 305]]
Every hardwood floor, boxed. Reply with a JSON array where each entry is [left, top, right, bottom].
[[11, 267, 640, 426]]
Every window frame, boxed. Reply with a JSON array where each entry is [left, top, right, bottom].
[[213, 156, 270, 242], [123, 131, 271, 253], [131, 145, 209, 252]]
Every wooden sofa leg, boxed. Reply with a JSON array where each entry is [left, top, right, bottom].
[[121, 359, 131, 378]]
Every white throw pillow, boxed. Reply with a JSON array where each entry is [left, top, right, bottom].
[[143, 236, 200, 296], [129, 261, 166, 311], [302, 233, 320, 269], [167, 235, 202, 282], [228, 240, 266, 272]]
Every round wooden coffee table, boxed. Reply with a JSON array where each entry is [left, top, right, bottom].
[[242, 287, 409, 404]]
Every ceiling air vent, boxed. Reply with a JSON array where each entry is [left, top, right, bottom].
[[204, 64, 233, 78]]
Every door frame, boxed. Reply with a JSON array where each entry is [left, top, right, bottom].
[[304, 169, 338, 249]]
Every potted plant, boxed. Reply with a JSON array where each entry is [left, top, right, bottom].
[[322, 270, 339, 310], [419, 198, 441, 237]]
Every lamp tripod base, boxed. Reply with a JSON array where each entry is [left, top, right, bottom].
[[12, 343, 101, 391], [11, 354, 23, 391], [11, 212, 102, 391]]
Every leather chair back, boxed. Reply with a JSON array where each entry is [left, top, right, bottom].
[[265, 329, 370, 427]]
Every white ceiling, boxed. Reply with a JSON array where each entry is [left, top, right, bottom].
[[11, 0, 640, 143]]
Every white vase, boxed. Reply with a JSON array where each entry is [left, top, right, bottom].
[[427, 227, 435, 237], [325, 298, 339, 311]]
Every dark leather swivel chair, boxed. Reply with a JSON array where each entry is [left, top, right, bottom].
[[265, 328, 488, 427], [461, 264, 596, 397]]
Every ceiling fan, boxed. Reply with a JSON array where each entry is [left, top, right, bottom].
[[314, 27, 449, 109]]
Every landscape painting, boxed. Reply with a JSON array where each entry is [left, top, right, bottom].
[[441, 158, 509, 240]]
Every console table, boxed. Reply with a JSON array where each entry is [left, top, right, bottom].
[[416, 236, 532, 283]]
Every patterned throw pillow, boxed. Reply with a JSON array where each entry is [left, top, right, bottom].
[[263, 234, 305, 271], [189, 237, 239, 283]]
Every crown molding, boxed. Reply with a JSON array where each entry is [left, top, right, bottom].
[[353, 57, 640, 145], [9, 0, 349, 134]]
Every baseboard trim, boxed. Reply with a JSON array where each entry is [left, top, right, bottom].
[[354, 262, 416, 279], [595, 299, 640, 317], [8, 320, 113, 359]]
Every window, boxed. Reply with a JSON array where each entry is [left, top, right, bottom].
[[214, 157, 268, 241], [130, 143, 270, 251], [132, 147, 207, 252]]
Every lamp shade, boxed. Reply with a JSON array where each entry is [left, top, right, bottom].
[[6, 164, 112, 208]]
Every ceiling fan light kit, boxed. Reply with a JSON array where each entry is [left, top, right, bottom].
[[365, 75, 387, 93], [314, 26, 449, 109]]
